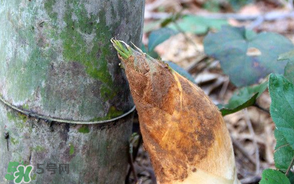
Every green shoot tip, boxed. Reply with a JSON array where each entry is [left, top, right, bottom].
[[111, 38, 133, 59]]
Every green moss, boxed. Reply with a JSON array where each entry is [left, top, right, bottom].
[[69, 144, 75, 155], [6, 112, 27, 129], [18, 113, 28, 122], [100, 84, 116, 100], [6, 111, 27, 130], [78, 126, 89, 134], [107, 106, 123, 118], [0, 4, 36, 100], [10, 137, 19, 145], [3, 4, 51, 102], [89, 106, 123, 121], [15, 117, 27, 129], [6, 112, 15, 121], [39, 1, 127, 120], [32, 146, 45, 152], [44, 0, 57, 21], [31, 174, 37, 181], [22, 104, 29, 110], [1, 1, 131, 121], [54, 1, 118, 101]]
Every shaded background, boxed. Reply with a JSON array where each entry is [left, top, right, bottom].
[[126, 0, 294, 183]]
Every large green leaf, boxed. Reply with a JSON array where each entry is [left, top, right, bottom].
[[260, 169, 290, 184], [269, 74, 294, 183], [204, 26, 294, 87], [269, 74, 294, 150], [285, 61, 294, 84], [203, 0, 253, 11], [288, 171, 294, 183], [144, 20, 162, 33], [168, 15, 228, 35], [148, 28, 178, 51], [278, 50, 294, 61], [278, 50, 294, 84], [274, 129, 294, 172], [229, 0, 254, 11], [219, 81, 268, 116], [219, 93, 258, 116], [160, 13, 182, 27], [164, 61, 195, 83]]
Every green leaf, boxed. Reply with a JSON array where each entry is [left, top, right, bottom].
[[219, 81, 268, 116], [164, 61, 195, 83], [260, 169, 290, 184], [160, 13, 182, 27], [168, 15, 228, 35], [287, 171, 294, 183], [144, 20, 162, 33], [148, 28, 178, 52], [245, 29, 258, 40], [278, 50, 294, 61], [285, 61, 294, 84], [274, 129, 294, 172], [269, 74, 294, 150], [279, 50, 294, 84], [204, 26, 294, 87], [229, 0, 254, 11], [203, 1, 221, 12], [220, 93, 258, 116]]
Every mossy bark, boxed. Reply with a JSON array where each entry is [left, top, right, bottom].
[[0, 0, 144, 183]]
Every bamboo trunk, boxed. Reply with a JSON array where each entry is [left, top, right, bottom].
[[0, 0, 144, 183]]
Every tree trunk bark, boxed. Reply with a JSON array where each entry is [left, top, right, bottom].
[[0, 0, 144, 183]]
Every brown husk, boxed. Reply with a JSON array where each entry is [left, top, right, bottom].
[[116, 44, 239, 184]]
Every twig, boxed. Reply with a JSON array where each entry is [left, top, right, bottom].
[[135, 163, 157, 184], [185, 54, 208, 73], [143, 166, 157, 184], [289, 0, 294, 10], [144, 11, 171, 19], [180, 0, 194, 3], [279, 0, 294, 10], [240, 175, 261, 184], [253, 103, 270, 114], [128, 150, 138, 183], [247, 16, 264, 30], [136, 179, 143, 184], [244, 108, 260, 175], [232, 139, 256, 166], [145, 11, 294, 21], [286, 156, 294, 176], [265, 125, 274, 164], [206, 76, 226, 95], [173, 21, 200, 52], [145, 0, 168, 11], [196, 11, 294, 21], [190, 59, 215, 77], [219, 76, 230, 100], [126, 133, 143, 183]]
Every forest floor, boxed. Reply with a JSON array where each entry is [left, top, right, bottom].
[[126, 0, 294, 183]]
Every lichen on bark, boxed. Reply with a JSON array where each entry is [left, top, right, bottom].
[[0, 0, 144, 120]]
